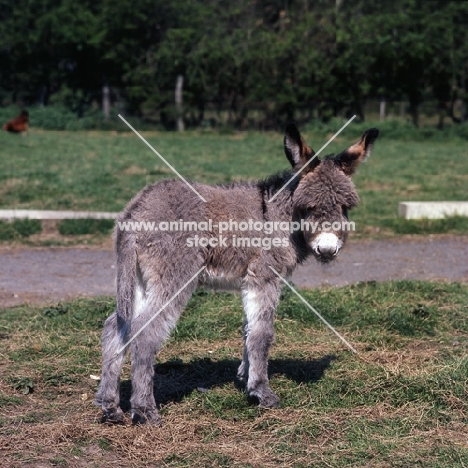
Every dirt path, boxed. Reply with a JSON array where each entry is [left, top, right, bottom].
[[0, 236, 467, 307]]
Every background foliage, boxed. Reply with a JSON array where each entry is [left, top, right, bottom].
[[1, 0, 468, 129]]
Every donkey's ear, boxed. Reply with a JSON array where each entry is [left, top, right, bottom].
[[284, 123, 319, 173], [335, 128, 379, 176]]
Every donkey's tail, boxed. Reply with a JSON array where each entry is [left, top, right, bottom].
[[115, 224, 137, 320]]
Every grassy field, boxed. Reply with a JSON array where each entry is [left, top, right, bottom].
[[0, 281, 468, 467], [0, 124, 468, 240]]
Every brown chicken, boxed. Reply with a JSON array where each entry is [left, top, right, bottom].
[[2, 110, 29, 134]]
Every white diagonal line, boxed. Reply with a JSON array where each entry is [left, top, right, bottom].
[[115, 266, 206, 355], [269, 266, 358, 354], [118, 114, 207, 202], [268, 115, 356, 203]]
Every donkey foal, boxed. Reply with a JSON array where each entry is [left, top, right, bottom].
[[95, 124, 379, 425]]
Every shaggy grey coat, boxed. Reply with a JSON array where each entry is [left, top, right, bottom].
[[95, 123, 379, 425]]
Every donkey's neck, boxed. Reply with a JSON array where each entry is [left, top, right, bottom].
[[257, 169, 298, 219], [257, 170, 310, 264]]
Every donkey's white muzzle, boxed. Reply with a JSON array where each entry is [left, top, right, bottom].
[[311, 233, 342, 261]]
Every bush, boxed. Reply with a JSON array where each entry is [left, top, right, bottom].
[[0, 221, 17, 240], [0, 219, 42, 240], [305, 117, 468, 141], [3, 104, 468, 137], [31, 105, 77, 130], [0, 104, 144, 131], [12, 219, 42, 237], [58, 219, 114, 236]]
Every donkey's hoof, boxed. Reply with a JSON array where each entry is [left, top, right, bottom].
[[259, 395, 280, 409], [131, 408, 162, 426], [247, 386, 280, 408], [101, 407, 125, 424], [258, 390, 280, 409]]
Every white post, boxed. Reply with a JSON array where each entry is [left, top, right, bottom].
[[175, 75, 184, 132], [380, 98, 386, 122], [103, 84, 110, 120]]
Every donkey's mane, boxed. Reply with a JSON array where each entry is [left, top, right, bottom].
[[322, 154, 337, 161], [212, 169, 298, 194], [259, 169, 297, 190]]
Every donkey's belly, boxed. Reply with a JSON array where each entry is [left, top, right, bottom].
[[198, 267, 244, 291]]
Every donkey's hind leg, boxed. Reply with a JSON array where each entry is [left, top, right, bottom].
[[129, 277, 198, 425], [128, 309, 167, 426], [239, 277, 281, 408], [95, 311, 129, 423]]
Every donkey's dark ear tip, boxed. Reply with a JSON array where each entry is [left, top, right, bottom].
[[285, 122, 300, 137], [365, 128, 379, 142]]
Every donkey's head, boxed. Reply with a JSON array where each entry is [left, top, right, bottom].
[[284, 123, 379, 263]]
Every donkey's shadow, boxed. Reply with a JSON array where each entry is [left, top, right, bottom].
[[119, 354, 336, 411]]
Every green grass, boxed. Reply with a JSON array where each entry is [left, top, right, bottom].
[[386, 216, 468, 235], [1, 281, 468, 466], [0, 125, 467, 238]]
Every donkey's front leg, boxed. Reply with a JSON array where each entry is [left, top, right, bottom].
[[239, 280, 281, 408]]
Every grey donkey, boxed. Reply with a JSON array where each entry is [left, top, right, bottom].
[[95, 123, 379, 425]]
